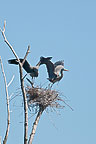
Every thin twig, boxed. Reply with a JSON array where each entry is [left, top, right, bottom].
[[58, 98, 74, 111], [0, 21, 20, 62], [0, 21, 29, 144], [7, 75, 15, 87], [0, 56, 10, 144], [28, 106, 44, 144]]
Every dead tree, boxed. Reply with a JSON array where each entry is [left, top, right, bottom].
[[0, 21, 72, 144], [0, 21, 29, 144]]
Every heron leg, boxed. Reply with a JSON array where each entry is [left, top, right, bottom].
[[22, 73, 27, 80], [26, 78, 34, 87], [48, 83, 53, 89], [32, 77, 35, 83], [31, 77, 35, 87], [50, 83, 54, 88]]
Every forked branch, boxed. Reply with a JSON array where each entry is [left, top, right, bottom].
[[0, 21, 29, 144]]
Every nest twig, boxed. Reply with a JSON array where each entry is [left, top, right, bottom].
[[26, 85, 66, 113]]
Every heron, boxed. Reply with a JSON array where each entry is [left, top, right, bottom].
[[40, 56, 68, 86], [8, 58, 41, 79]]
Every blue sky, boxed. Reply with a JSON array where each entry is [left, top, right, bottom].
[[0, 0, 96, 144]]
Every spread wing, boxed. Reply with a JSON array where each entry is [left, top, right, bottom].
[[54, 60, 64, 68], [22, 60, 33, 73], [8, 58, 33, 73], [45, 61, 55, 78], [40, 56, 55, 78]]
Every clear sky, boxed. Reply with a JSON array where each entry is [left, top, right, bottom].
[[0, 0, 96, 144]]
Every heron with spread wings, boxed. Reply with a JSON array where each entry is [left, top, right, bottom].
[[8, 58, 41, 79], [39, 56, 68, 85]]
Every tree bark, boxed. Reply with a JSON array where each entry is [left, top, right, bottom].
[[28, 107, 44, 144]]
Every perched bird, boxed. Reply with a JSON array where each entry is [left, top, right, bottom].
[[40, 56, 68, 84], [8, 58, 41, 79]]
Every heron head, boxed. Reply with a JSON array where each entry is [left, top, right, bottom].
[[61, 68, 69, 73]]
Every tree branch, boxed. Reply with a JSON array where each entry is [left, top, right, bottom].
[[0, 56, 10, 144], [7, 75, 15, 87], [28, 106, 44, 144], [0, 22, 29, 144], [0, 21, 20, 62], [19, 65, 28, 144], [22, 45, 30, 66]]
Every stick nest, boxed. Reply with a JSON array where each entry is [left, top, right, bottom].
[[26, 85, 65, 113]]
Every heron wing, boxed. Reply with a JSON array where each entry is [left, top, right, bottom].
[[22, 60, 33, 73], [54, 60, 64, 68], [40, 56, 55, 78], [45, 61, 55, 78], [8, 58, 33, 73]]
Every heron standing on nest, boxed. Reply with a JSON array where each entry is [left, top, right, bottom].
[[40, 56, 69, 86]]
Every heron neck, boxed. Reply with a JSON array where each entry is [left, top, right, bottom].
[[60, 70, 63, 78]]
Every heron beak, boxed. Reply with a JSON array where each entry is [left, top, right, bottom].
[[64, 68, 69, 71]]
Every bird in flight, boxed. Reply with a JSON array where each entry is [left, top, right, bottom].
[[40, 56, 68, 86], [8, 58, 41, 79]]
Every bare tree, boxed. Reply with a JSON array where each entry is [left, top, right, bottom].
[[0, 21, 29, 144], [0, 21, 72, 144]]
